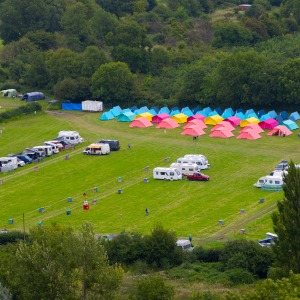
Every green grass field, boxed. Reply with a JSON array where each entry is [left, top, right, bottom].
[[0, 97, 298, 246]]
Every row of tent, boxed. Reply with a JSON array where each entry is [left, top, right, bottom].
[[128, 117, 295, 140], [100, 105, 300, 124]]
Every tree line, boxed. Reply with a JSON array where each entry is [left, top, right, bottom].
[[0, 0, 299, 110]]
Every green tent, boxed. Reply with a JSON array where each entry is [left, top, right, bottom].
[[1, 89, 18, 98]]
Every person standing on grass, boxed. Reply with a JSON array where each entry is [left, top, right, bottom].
[[128, 143, 131, 149], [145, 208, 149, 216]]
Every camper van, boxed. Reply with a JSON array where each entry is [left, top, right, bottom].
[[176, 239, 194, 252], [33, 145, 53, 157], [254, 175, 283, 188], [83, 143, 110, 155], [44, 141, 63, 151], [170, 163, 199, 175], [58, 131, 83, 145], [0, 157, 18, 172], [153, 167, 182, 180], [184, 154, 210, 167], [44, 142, 60, 154], [177, 157, 209, 170]]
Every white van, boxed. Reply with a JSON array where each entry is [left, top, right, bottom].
[[153, 167, 182, 180], [44, 141, 63, 151], [177, 157, 209, 170], [176, 239, 194, 252], [44, 142, 59, 154], [83, 143, 110, 155], [33, 145, 53, 157], [58, 131, 83, 145], [170, 163, 199, 175], [0, 157, 18, 172]]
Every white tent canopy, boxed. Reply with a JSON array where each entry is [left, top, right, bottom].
[[82, 100, 103, 112]]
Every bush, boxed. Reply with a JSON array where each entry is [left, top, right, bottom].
[[194, 246, 222, 263], [0, 231, 27, 245], [225, 268, 255, 285]]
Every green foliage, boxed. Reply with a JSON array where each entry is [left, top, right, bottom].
[[272, 161, 300, 275], [24, 30, 57, 51], [224, 268, 256, 285], [189, 290, 221, 300], [0, 283, 12, 300], [129, 274, 175, 300], [0, 231, 26, 245], [194, 246, 222, 263]]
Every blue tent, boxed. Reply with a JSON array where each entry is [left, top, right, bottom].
[[215, 106, 223, 115], [290, 111, 300, 121], [149, 108, 157, 116], [117, 111, 135, 122], [192, 106, 200, 114], [257, 109, 266, 118], [268, 110, 277, 118], [122, 108, 131, 113], [235, 112, 246, 120], [275, 115, 283, 123], [197, 109, 208, 117], [100, 111, 114, 121], [110, 106, 122, 117], [62, 102, 82, 111], [245, 109, 255, 117], [130, 105, 138, 112], [236, 108, 245, 114], [246, 112, 259, 119], [171, 106, 179, 112], [151, 106, 159, 113], [280, 111, 289, 120], [222, 110, 233, 119], [181, 107, 194, 117], [260, 113, 272, 121], [158, 107, 170, 114], [282, 120, 299, 130], [223, 107, 234, 116], [135, 106, 149, 115], [203, 107, 212, 114], [208, 110, 219, 117], [170, 109, 180, 116], [22, 92, 45, 102]]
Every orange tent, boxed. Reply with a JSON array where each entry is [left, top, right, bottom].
[[209, 127, 234, 138], [129, 117, 153, 128], [181, 126, 206, 137], [267, 125, 292, 136], [237, 130, 261, 140], [156, 118, 180, 129]]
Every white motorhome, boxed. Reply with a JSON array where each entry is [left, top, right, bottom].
[[184, 154, 210, 168], [44, 142, 59, 154], [83, 143, 110, 155], [254, 175, 283, 188], [176, 239, 194, 252], [44, 141, 63, 151], [153, 167, 182, 180], [33, 145, 53, 157], [177, 157, 209, 170], [0, 157, 18, 172], [170, 163, 199, 175], [58, 131, 83, 145]]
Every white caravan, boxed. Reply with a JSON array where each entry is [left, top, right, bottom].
[[170, 163, 199, 175], [153, 167, 182, 180], [33, 145, 53, 157], [0, 157, 18, 172], [254, 175, 283, 188], [57, 131, 83, 145], [83, 143, 110, 155], [44, 142, 59, 154], [176, 239, 194, 252], [184, 154, 210, 168], [44, 141, 63, 151], [177, 157, 209, 170]]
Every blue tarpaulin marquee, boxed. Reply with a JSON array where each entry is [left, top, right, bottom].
[[62, 102, 82, 110]]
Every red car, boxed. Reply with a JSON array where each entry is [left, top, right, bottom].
[[186, 172, 210, 181]]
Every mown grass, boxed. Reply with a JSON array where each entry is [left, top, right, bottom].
[[0, 97, 298, 246]]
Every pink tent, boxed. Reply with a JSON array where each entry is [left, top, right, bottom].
[[224, 116, 241, 127], [187, 114, 206, 122], [258, 118, 278, 130], [152, 113, 170, 123], [156, 118, 180, 129], [211, 121, 235, 132], [237, 130, 261, 140], [129, 117, 153, 128], [181, 126, 206, 136], [184, 119, 207, 129], [241, 123, 264, 134], [267, 125, 292, 136], [209, 127, 234, 138]]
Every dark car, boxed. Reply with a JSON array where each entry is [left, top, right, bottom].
[[186, 172, 210, 181], [98, 139, 120, 151], [274, 160, 288, 171]]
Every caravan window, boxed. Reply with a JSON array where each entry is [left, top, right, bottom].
[[175, 169, 181, 175], [269, 180, 273, 184], [259, 179, 265, 183], [170, 172, 174, 176], [155, 172, 159, 175], [189, 168, 193, 171], [160, 172, 166, 175], [70, 137, 75, 141], [182, 168, 186, 171], [275, 180, 280, 184]]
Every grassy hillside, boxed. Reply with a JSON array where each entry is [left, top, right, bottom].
[[0, 98, 298, 246]]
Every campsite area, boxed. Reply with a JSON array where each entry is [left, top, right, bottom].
[[0, 104, 299, 245]]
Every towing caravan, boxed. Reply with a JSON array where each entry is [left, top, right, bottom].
[[170, 163, 199, 175], [33, 145, 53, 157], [254, 175, 283, 188], [44, 142, 59, 154], [184, 154, 210, 167], [153, 167, 182, 180], [177, 157, 209, 170]]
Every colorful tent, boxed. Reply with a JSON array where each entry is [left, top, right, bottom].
[[158, 107, 170, 114], [181, 126, 206, 137], [129, 117, 153, 128], [212, 121, 235, 132], [289, 111, 300, 121], [224, 116, 241, 127], [134, 106, 149, 115], [181, 107, 194, 117], [268, 110, 277, 118], [122, 108, 131, 113], [148, 109, 157, 116], [170, 109, 180, 116], [134, 112, 153, 121], [259, 113, 272, 121], [267, 125, 292, 137], [241, 123, 264, 133], [205, 115, 224, 125], [282, 120, 299, 130], [235, 111, 246, 120], [110, 106, 122, 116], [100, 111, 114, 121], [209, 127, 234, 138], [152, 113, 170, 123], [237, 130, 262, 140], [240, 117, 260, 127], [117, 111, 135, 122], [187, 114, 205, 122], [222, 108, 234, 119], [171, 113, 188, 124], [208, 110, 219, 117], [156, 118, 180, 129], [280, 111, 289, 120], [257, 109, 266, 118], [197, 109, 208, 117], [184, 119, 207, 129], [258, 118, 278, 130]]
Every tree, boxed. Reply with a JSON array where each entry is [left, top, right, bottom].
[[272, 161, 300, 275], [91, 62, 135, 105]]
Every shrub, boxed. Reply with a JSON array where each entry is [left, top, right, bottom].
[[225, 268, 255, 285], [194, 246, 222, 263], [0, 231, 27, 245]]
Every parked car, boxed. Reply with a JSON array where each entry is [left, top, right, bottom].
[[275, 160, 288, 171], [8, 153, 32, 164], [186, 172, 210, 181]]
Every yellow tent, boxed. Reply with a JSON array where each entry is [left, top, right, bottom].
[[171, 113, 188, 124], [240, 117, 260, 128], [134, 112, 153, 121], [204, 115, 223, 125]]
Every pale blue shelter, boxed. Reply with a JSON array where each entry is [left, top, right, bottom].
[[290, 111, 300, 121], [197, 109, 208, 117], [282, 120, 299, 130], [258, 109, 266, 118], [181, 107, 194, 117], [110, 106, 122, 117], [100, 111, 114, 121], [170, 109, 180, 116], [235, 111, 246, 120], [280, 111, 289, 120], [209, 110, 219, 117], [268, 110, 277, 118], [260, 113, 272, 121], [117, 111, 135, 122], [158, 107, 170, 114], [149, 108, 157, 116]]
